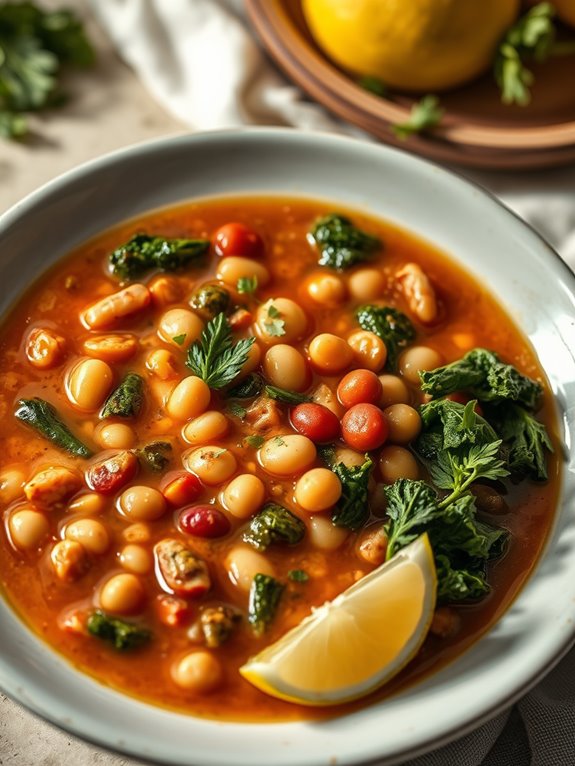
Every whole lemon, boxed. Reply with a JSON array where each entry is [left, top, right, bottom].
[[552, 0, 575, 28], [302, 0, 520, 92]]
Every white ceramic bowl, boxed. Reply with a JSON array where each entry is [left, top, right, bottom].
[[1, 129, 574, 766]]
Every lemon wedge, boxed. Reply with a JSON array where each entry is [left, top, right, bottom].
[[240, 533, 437, 706]]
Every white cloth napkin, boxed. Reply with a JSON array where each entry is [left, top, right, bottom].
[[89, 2, 575, 764]]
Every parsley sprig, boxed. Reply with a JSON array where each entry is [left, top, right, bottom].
[[392, 95, 443, 140], [186, 313, 254, 390]]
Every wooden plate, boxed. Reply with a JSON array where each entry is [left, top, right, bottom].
[[246, 0, 575, 170]]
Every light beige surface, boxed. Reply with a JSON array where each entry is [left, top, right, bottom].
[[0, 2, 175, 764]]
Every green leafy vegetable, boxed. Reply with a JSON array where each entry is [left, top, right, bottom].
[[14, 397, 92, 458], [288, 569, 309, 583], [430, 440, 508, 500], [243, 503, 305, 551], [226, 401, 247, 420], [189, 283, 231, 320], [435, 555, 490, 602], [101, 373, 144, 419], [244, 434, 265, 449], [358, 75, 387, 96], [419, 348, 542, 409], [237, 276, 258, 295], [263, 302, 286, 337], [264, 385, 311, 405], [200, 605, 241, 648], [248, 573, 284, 636], [109, 234, 209, 281], [355, 305, 415, 370], [227, 373, 263, 399], [331, 458, 373, 531], [488, 402, 553, 480], [494, 2, 556, 106], [392, 95, 443, 140], [86, 610, 151, 651], [428, 494, 506, 561], [0, 2, 94, 139], [384, 479, 442, 559], [309, 214, 381, 271], [135, 441, 172, 472], [186, 312, 255, 390], [172, 333, 186, 346], [417, 398, 498, 456]]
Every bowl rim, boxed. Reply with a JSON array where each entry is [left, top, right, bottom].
[[1, 127, 575, 766]]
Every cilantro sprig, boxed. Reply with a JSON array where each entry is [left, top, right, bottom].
[[186, 313, 255, 390], [392, 95, 443, 140]]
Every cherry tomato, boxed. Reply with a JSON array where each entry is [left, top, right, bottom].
[[179, 505, 231, 538], [337, 369, 383, 409], [290, 402, 341, 443], [445, 392, 484, 417], [214, 222, 264, 259], [163, 472, 203, 507], [341, 403, 388, 451], [86, 451, 138, 495]]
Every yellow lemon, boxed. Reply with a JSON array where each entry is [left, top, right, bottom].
[[552, 0, 575, 28], [302, 0, 520, 91], [240, 534, 436, 706]]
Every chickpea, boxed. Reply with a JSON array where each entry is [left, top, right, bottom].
[[51, 540, 87, 581], [146, 348, 179, 380], [119, 544, 153, 574], [306, 272, 346, 307], [119, 487, 167, 522], [171, 651, 223, 693], [379, 446, 419, 483], [263, 345, 308, 392], [166, 376, 211, 421], [99, 573, 145, 614], [26, 327, 67, 369], [94, 422, 137, 450], [258, 435, 316, 477], [82, 334, 138, 364], [158, 308, 204, 350], [182, 411, 229, 445], [226, 545, 275, 592], [65, 518, 110, 555], [308, 515, 348, 551], [66, 358, 114, 411], [348, 268, 385, 301], [148, 274, 182, 307], [216, 256, 270, 288], [399, 346, 443, 385], [238, 342, 261, 378], [222, 474, 266, 519], [295, 468, 342, 513], [122, 522, 152, 543], [83, 284, 151, 330], [347, 330, 387, 372], [0, 467, 26, 506], [308, 333, 353, 373], [379, 374, 411, 408], [255, 298, 307, 346], [383, 404, 422, 444], [356, 525, 388, 567], [183, 447, 237, 486], [9, 509, 49, 550], [68, 492, 107, 515]]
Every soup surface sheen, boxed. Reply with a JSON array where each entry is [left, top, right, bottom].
[[0, 198, 559, 721]]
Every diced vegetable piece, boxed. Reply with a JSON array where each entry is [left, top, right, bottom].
[[83, 284, 151, 329], [101, 373, 144, 419], [86, 451, 138, 495], [287, 569, 309, 583], [179, 505, 231, 539], [248, 573, 284, 636], [163, 473, 203, 507], [355, 305, 415, 370], [243, 503, 305, 551], [264, 385, 311, 405], [25, 466, 82, 508], [245, 395, 282, 432], [190, 284, 231, 320], [200, 605, 242, 647], [109, 234, 209, 281], [135, 441, 172, 472], [290, 402, 340, 443], [154, 538, 211, 597], [86, 610, 151, 650], [156, 595, 191, 628], [14, 398, 92, 458], [396, 262, 439, 324], [186, 313, 255, 390], [214, 222, 264, 259], [227, 373, 263, 399], [310, 214, 381, 271]]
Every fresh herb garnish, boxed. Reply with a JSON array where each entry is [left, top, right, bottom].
[[263, 302, 286, 337], [244, 434, 265, 449], [135, 441, 172, 472], [356, 305, 415, 370], [392, 95, 443, 140], [86, 610, 151, 651], [330, 457, 373, 531], [14, 398, 92, 458], [309, 214, 381, 271], [264, 385, 311, 405], [237, 276, 258, 295], [186, 312, 255, 390], [488, 402, 553, 480], [358, 75, 388, 97], [226, 402, 247, 420], [101, 373, 144, 419], [109, 234, 209, 281], [243, 503, 305, 551], [248, 573, 284, 636], [172, 333, 186, 346], [288, 569, 309, 583]]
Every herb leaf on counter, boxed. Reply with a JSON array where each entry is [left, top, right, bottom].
[[355, 305, 415, 370], [392, 95, 443, 140], [110, 234, 209, 281], [187, 313, 255, 390], [310, 214, 381, 271]]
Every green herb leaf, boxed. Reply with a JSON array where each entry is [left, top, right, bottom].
[[264, 385, 311, 405], [189, 284, 231, 320], [244, 434, 265, 449], [384, 479, 442, 560], [309, 214, 381, 271], [109, 234, 209, 281], [248, 573, 284, 636], [101, 373, 144, 419], [418, 398, 499, 454], [14, 397, 92, 458], [435, 555, 490, 602], [0, 109, 26, 138], [494, 2, 556, 106], [87, 610, 151, 651], [135, 441, 172, 472], [172, 333, 186, 346], [392, 95, 443, 140], [358, 75, 387, 97], [186, 312, 255, 390], [227, 373, 263, 399], [488, 402, 553, 480], [237, 276, 258, 295], [288, 569, 309, 583], [330, 458, 373, 531], [355, 305, 415, 370], [263, 302, 286, 337], [243, 503, 305, 551], [226, 402, 247, 420]]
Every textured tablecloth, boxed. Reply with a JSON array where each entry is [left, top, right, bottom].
[[1, 1, 575, 765]]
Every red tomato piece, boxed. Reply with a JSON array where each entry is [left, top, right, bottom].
[[290, 402, 340, 443], [341, 403, 388, 451], [214, 222, 264, 259], [163, 473, 203, 507], [337, 369, 383, 409], [86, 451, 138, 495], [445, 392, 484, 417], [179, 505, 231, 539], [155, 594, 192, 628]]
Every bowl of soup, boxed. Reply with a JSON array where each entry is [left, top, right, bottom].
[[0, 129, 574, 765]]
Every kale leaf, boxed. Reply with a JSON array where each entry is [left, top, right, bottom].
[[330, 457, 373, 531], [135, 441, 172, 472], [87, 610, 151, 651], [248, 573, 284, 636], [488, 402, 553, 480], [110, 234, 209, 281], [15, 397, 92, 458], [101, 373, 144, 419], [309, 214, 381, 271], [355, 305, 416, 370], [384, 479, 442, 559], [243, 503, 305, 551], [435, 555, 490, 602]]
